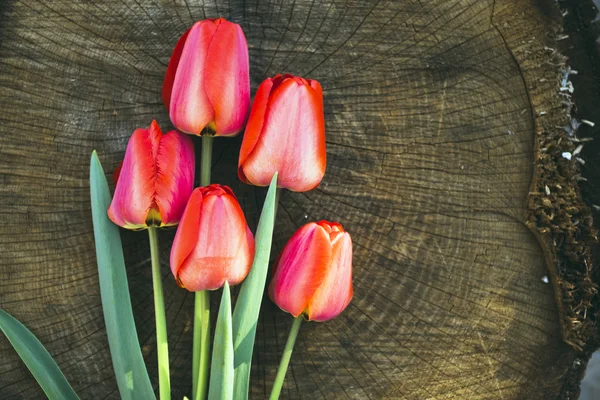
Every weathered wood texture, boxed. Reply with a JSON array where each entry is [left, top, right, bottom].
[[0, 0, 592, 399]]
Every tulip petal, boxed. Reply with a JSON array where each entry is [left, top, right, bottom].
[[238, 78, 273, 183], [170, 189, 203, 283], [308, 78, 323, 101], [169, 21, 217, 135], [205, 20, 250, 136], [162, 28, 191, 111], [308, 79, 325, 137], [155, 130, 195, 226], [177, 192, 254, 291], [241, 78, 326, 192], [268, 223, 331, 317], [112, 161, 123, 186], [307, 232, 353, 322], [108, 123, 160, 229]]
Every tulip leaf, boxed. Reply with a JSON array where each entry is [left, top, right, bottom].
[[90, 151, 155, 400], [208, 282, 234, 400], [232, 173, 278, 399], [0, 308, 79, 400]]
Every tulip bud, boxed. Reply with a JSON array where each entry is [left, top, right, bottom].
[[269, 221, 352, 322], [108, 120, 195, 230], [162, 18, 250, 137], [238, 74, 326, 192], [170, 185, 255, 291]]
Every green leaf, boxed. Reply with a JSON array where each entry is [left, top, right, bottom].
[[232, 174, 278, 399], [90, 151, 155, 400], [208, 282, 234, 400], [0, 308, 79, 400]]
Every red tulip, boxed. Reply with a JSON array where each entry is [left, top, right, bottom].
[[238, 74, 326, 192], [170, 185, 255, 291], [107, 120, 195, 230], [269, 221, 352, 322], [162, 18, 250, 137]]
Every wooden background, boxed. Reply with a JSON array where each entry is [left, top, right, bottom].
[[0, 0, 594, 398]]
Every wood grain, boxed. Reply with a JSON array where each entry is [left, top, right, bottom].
[[0, 0, 590, 398]]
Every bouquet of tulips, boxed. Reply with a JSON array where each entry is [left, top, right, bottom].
[[0, 18, 353, 400]]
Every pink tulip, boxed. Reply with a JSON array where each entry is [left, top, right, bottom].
[[238, 74, 326, 192], [108, 120, 195, 230], [170, 185, 255, 291], [269, 221, 353, 322], [162, 18, 250, 137]]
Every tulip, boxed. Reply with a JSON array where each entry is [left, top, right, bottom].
[[269, 221, 353, 322], [107, 120, 195, 399], [108, 120, 195, 230], [162, 18, 250, 137], [170, 184, 255, 291], [238, 74, 326, 192]]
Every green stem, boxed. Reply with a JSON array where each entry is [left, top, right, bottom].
[[193, 135, 213, 400], [148, 226, 170, 400], [269, 317, 303, 400], [200, 135, 213, 187], [193, 291, 210, 400]]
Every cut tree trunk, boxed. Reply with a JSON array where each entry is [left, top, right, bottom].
[[0, 0, 596, 399]]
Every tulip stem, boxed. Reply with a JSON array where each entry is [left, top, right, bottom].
[[200, 135, 213, 187], [269, 317, 303, 400], [148, 226, 171, 400], [193, 134, 213, 400], [193, 291, 210, 400]]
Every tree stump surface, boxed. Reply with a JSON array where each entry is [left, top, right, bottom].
[[0, 0, 596, 399]]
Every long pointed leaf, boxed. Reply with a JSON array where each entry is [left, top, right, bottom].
[[0, 308, 79, 400], [232, 174, 278, 399], [90, 151, 155, 400], [208, 282, 234, 400]]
